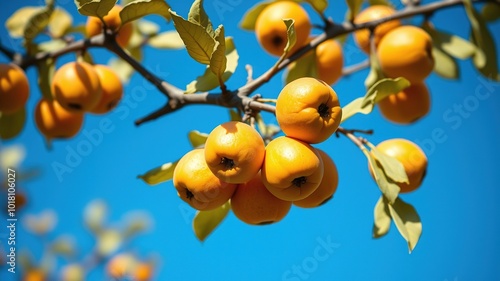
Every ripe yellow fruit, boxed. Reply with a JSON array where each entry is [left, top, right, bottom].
[[276, 77, 342, 144], [204, 121, 265, 184], [353, 5, 402, 53], [255, 1, 312, 56], [377, 25, 434, 84], [294, 149, 338, 208], [52, 61, 102, 112], [35, 98, 84, 139], [231, 173, 292, 225], [23, 269, 46, 281], [85, 5, 133, 47], [316, 39, 344, 85], [372, 139, 428, 193], [106, 254, 135, 279], [173, 149, 237, 211], [133, 262, 153, 281], [261, 136, 324, 201], [378, 82, 431, 124], [0, 63, 29, 114], [60, 264, 85, 281], [89, 65, 123, 114]]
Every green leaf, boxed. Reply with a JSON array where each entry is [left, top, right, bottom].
[[84, 199, 107, 233], [24, 5, 54, 41], [188, 130, 208, 148], [422, 22, 476, 60], [464, 0, 500, 81], [185, 37, 238, 93], [285, 48, 318, 84], [48, 7, 73, 38], [364, 150, 400, 204], [188, 0, 214, 36], [0, 108, 26, 140], [138, 161, 179, 185], [210, 25, 227, 79], [481, 3, 500, 22], [120, 0, 172, 25], [239, 1, 271, 30], [97, 229, 122, 256], [229, 109, 242, 121], [373, 196, 391, 238], [345, 0, 364, 21], [37, 39, 66, 52], [362, 77, 410, 107], [74, 0, 116, 19], [282, 19, 297, 56], [170, 10, 216, 65], [5, 6, 42, 38], [193, 201, 230, 242], [303, 0, 328, 14], [108, 57, 135, 82], [432, 45, 459, 80], [342, 78, 410, 123], [137, 19, 160, 36], [388, 197, 422, 253], [370, 146, 409, 184], [36, 57, 55, 101], [148, 30, 185, 49], [368, 0, 392, 6], [364, 52, 384, 89]]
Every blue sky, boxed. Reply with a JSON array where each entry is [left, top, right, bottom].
[[1, 0, 500, 280]]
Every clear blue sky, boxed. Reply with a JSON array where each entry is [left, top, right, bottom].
[[1, 0, 500, 280]]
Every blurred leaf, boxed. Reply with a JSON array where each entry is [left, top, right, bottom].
[[50, 236, 75, 257], [123, 212, 151, 238], [61, 264, 85, 281], [188, 130, 208, 148], [148, 30, 185, 49], [138, 161, 179, 185], [229, 109, 242, 121], [370, 146, 409, 184], [388, 197, 422, 253], [481, 2, 500, 22], [121, 0, 172, 25], [24, 210, 57, 235], [37, 57, 55, 100], [0, 108, 26, 140], [74, 0, 115, 19], [97, 229, 122, 256], [342, 78, 410, 123], [345, 0, 363, 21], [373, 196, 391, 238], [127, 24, 144, 49], [5, 6, 42, 38], [170, 10, 215, 65], [432, 45, 459, 79], [464, 0, 500, 81], [368, 0, 392, 6], [109, 57, 135, 82], [48, 7, 73, 37], [18, 252, 34, 272], [193, 201, 230, 242], [137, 19, 159, 36], [24, 5, 54, 41], [84, 199, 107, 233], [0, 145, 26, 170], [239, 1, 271, 30], [285, 48, 318, 85], [303, 0, 328, 14], [210, 25, 227, 79], [188, 0, 214, 36], [364, 150, 400, 204], [422, 22, 476, 60], [66, 24, 87, 35], [185, 37, 238, 93], [364, 52, 384, 89], [37, 39, 66, 52]]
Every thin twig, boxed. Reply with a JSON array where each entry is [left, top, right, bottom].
[[342, 60, 370, 76]]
